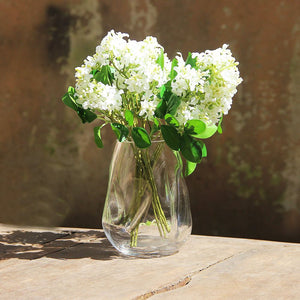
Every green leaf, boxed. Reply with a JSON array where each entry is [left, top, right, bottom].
[[180, 134, 203, 163], [62, 91, 77, 111], [156, 49, 164, 70], [68, 86, 76, 95], [154, 99, 167, 119], [217, 115, 223, 134], [161, 125, 181, 151], [125, 110, 134, 126], [92, 65, 114, 85], [90, 69, 98, 77], [199, 140, 207, 157], [165, 114, 179, 127], [185, 160, 197, 177], [111, 123, 129, 142], [132, 127, 151, 148], [185, 120, 206, 136], [153, 117, 160, 128], [62, 86, 78, 111], [159, 84, 166, 98], [62, 86, 97, 123], [93, 126, 104, 148], [194, 124, 218, 139], [166, 94, 181, 115], [169, 58, 178, 80], [77, 107, 97, 123], [150, 118, 160, 136], [185, 52, 197, 69]]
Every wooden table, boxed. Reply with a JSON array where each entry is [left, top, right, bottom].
[[0, 224, 299, 299]]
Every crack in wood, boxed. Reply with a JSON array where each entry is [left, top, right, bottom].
[[132, 275, 191, 300], [133, 254, 236, 299]]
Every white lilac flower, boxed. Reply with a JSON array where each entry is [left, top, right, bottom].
[[139, 93, 160, 120], [173, 45, 242, 126], [171, 53, 205, 97], [74, 30, 171, 117], [74, 31, 242, 126]]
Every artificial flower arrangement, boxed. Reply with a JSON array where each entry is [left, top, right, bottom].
[[62, 30, 242, 256]]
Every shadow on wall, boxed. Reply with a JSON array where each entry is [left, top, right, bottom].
[[0, 0, 299, 242]]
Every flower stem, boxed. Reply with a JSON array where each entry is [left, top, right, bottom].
[[129, 143, 170, 247]]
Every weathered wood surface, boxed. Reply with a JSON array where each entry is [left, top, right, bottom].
[[0, 224, 299, 300]]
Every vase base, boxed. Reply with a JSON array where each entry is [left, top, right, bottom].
[[119, 246, 179, 258], [103, 223, 189, 258]]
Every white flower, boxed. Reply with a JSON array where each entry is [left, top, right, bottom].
[[74, 30, 172, 117], [172, 45, 242, 126], [171, 53, 205, 97], [139, 94, 159, 120], [73, 31, 242, 126]]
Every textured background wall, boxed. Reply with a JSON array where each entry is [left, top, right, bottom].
[[0, 0, 299, 242]]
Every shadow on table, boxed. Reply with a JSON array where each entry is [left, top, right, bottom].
[[0, 229, 132, 261]]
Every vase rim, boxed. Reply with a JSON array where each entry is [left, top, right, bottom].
[[118, 139, 164, 144]]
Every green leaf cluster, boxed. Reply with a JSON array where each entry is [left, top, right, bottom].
[[110, 122, 152, 150], [155, 88, 181, 119], [159, 114, 220, 176], [132, 127, 151, 148], [90, 65, 114, 85], [111, 123, 129, 142]]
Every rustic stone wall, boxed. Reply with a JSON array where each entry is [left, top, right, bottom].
[[0, 0, 299, 242]]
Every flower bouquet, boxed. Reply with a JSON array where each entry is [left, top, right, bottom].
[[62, 30, 242, 257]]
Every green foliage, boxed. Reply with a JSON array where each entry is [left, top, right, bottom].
[[185, 160, 197, 177], [185, 119, 206, 136], [154, 99, 167, 119], [111, 123, 129, 142], [77, 107, 97, 123], [62, 53, 225, 163], [62, 86, 97, 123], [185, 52, 197, 69], [91, 65, 114, 85], [161, 125, 181, 151], [169, 58, 178, 80], [125, 110, 134, 126], [180, 133, 203, 163], [62, 87, 77, 110], [159, 84, 166, 98], [217, 115, 223, 134], [166, 94, 181, 115], [132, 127, 151, 148], [194, 124, 218, 139], [199, 140, 207, 157], [156, 49, 164, 70], [153, 117, 160, 128], [150, 118, 160, 136], [94, 126, 104, 148], [155, 83, 180, 119], [164, 114, 179, 127]]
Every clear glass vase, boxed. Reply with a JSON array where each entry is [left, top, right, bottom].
[[102, 140, 192, 257]]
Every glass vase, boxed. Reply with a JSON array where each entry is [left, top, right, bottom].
[[102, 140, 192, 257]]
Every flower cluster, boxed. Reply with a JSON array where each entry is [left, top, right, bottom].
[[173, 45, 242, 125], [75, 30, 171, 121], [62, 30, 242, 175], [73, 30, 241, 127]]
